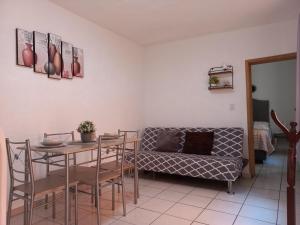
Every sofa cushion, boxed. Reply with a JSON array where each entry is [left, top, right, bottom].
[[155, 130, 181, 153], [125, 151, 243, 181], [141, 127, 243, 158], [183, 132, 214, 155]]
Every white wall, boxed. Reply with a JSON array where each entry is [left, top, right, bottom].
[[143, 20, 298, 160], [252, 60, 296, 133], [0, 0, 144, 213], [0, 0, 144, 142]]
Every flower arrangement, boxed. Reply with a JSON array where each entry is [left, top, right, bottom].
[[77, 121, 96, 134]]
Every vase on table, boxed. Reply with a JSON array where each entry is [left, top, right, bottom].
[[81, 132, 96, 143]]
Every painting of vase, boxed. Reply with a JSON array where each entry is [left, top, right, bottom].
[[16, 28, 34, 67], [61, 41, 73, 79], [72, 47, 84, 78], [48, 33, 62, 79], [33, 31, 48, 74]]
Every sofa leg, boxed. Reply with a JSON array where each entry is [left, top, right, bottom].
[[227, 181, 234, 194]]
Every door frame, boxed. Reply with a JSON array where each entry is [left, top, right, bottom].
[[245, 52, 297, 177]]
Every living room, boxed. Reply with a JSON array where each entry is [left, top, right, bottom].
[[0, 1, 300, 225]]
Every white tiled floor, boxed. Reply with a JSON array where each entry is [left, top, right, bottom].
[[10, 139, 300, 225]]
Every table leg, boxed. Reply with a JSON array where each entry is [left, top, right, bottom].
[[134, 141, 138, 204], [65, 154, 70, 225]]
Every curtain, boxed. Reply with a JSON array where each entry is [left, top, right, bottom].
[[0, 128, 7, 225]]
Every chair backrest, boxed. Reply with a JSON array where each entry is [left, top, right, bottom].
[[6, 138, 35, 194], [44, 131, 76, 170], [44, 131, 75, 142], [95, 134, 126, 181], [141, 127, 244, 158], [118, 130, 139, 151]]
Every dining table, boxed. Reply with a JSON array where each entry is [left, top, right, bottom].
[[30, 137, 140, 225]]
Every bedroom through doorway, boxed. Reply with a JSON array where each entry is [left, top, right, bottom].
[[246, 53, 297, 177]]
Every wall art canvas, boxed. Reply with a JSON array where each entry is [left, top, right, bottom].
[[72, 47, 84, 77], [16, 28, 34, 67], [33, 31, 48, 74], [48, 33, 62, 79], [61, 41, 73, 79]]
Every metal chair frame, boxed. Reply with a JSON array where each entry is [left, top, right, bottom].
[[6, 138, 79, 225]]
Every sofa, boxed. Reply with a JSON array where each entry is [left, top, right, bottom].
[[126, 127, 244, 193]]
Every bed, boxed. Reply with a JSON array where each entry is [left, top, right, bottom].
[[253, 99, 275, 163]]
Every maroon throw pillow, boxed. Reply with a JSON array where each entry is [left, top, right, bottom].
[[183, 132, 214, 155], [155, 131, 181, 153]]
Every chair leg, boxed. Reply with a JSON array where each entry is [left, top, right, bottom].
[[121, 176, 126, 216], [91, 186, 95, 204], [44, 194, 48, 209], [52, 192, 56, 219], [28, 196, 34, 225], [74, 185, 78, 225], [7, 190, 13, 225], [117, 182, 121, 193], [112, 180, 115, 211], [24, 195, 28, 225], [69, 189, 72, 221], [95, 184, 101, 225]]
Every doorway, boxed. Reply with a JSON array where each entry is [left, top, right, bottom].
[[245, 53, 297, 177]]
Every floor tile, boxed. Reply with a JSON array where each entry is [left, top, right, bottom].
[[248, 188, 280, 200], [168, 184, 195, 194], [151, 214, 191, 225], [139, 186, 163, 197], [78, 213, 116, 225], [110, 220, 133, 225], [119, 207, 160, 225], [140, 198, 174, 213], [215, 191, 247, 203], [179, 194, 212, 208], [239, 205, 277, 223], [245, 196, 278, 210], [156, 190, 186, 202], [234, 216, 275, 225], [195, 209, 236, 225], [189, 187, 219, 198], [165, 203, 204, 220], [146, 180, 173, 189], [207, 199, 242, 215]]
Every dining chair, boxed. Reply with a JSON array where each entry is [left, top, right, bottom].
[[72, 134, 127, 225], [5, 138, 79, 225], [43, 131, 77, 209], [101, 130, 139, 196]]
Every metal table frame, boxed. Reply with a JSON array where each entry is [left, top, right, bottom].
[[31, 137, 139, 225]]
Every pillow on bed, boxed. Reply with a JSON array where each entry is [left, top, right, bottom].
[[254, 121, 270, 130]]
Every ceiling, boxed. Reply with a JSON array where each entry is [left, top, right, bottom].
[[50, 0, 300, 45]]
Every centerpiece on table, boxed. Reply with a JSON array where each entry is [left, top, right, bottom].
[[77, 120, 96, 143]]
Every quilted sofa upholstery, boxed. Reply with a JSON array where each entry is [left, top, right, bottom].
[[126, 127, 244, 190]]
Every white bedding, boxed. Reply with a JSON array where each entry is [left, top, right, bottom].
[[253, 121, 275, 154]]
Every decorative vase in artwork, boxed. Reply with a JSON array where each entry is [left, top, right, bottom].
[[72, 57, 81, 75], [53, 52, 62, 75], [81, 132, 96, 143], [22, 43, 34, 67], [44, 62, 55, 75], [49, 43, 57, 62]]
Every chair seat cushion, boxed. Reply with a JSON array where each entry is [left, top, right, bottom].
[[125, 151, 242, 181], [14, 174, 78, 196]]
